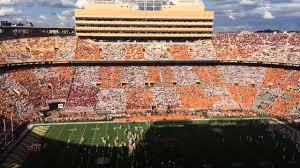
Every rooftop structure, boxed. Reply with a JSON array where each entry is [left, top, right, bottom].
[[75, 0, 214, 39]]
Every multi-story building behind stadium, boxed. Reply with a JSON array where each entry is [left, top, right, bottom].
[[75, 0, 214, 39]]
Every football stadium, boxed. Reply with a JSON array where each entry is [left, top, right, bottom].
[[1, 0, 300, 168]]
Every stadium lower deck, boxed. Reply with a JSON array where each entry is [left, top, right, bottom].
[[1, 118, 300, 168]]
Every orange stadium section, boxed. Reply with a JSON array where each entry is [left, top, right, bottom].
[[1, 32, 300, 64], [1, 65, 300, 121]]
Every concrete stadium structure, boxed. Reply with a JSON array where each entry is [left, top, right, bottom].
[[75, 0, 214, 38]]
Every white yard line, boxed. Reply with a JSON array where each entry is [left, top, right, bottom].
[[67, 125, 77, 142], [105, 122, 108, 137], [86, 123, 95, 168], [103, 122, 109, 147], [79, 124, 88, 143], [43, 126, 54, 138], [99, 123, 109, 161], [91, 123, 98, 146], [116, 123, 119, 139], [56, 125, 66, 140]]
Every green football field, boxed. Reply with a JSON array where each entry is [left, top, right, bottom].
[[1, 118, 300, 168]]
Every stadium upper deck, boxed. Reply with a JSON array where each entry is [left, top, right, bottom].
[[0, 32, 299, 65], [74, 1, 214, 38]]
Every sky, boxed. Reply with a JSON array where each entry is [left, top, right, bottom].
[[0, 0, 300, 32]]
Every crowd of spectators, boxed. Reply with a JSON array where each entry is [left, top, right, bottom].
[[67, 66, 99, 108], [265, 120, 300, 151], [145, 44, 170, 60], [213, 32, 300, 63], [2, 32, 299, 63], [0, 36, 76, 62], [0, 33, 300, 143], [0, 65, 299, 122]]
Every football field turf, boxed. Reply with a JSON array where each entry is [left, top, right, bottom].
[[2, 118, 300, 168]]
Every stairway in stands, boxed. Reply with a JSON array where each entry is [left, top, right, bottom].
[[2, 126, 50, 167]]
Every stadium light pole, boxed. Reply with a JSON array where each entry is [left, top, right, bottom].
[[3, 118, 6, 145], [10, 112, 14, 140], [11, 89, 21, 120], [9, 89, 21, 141]]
